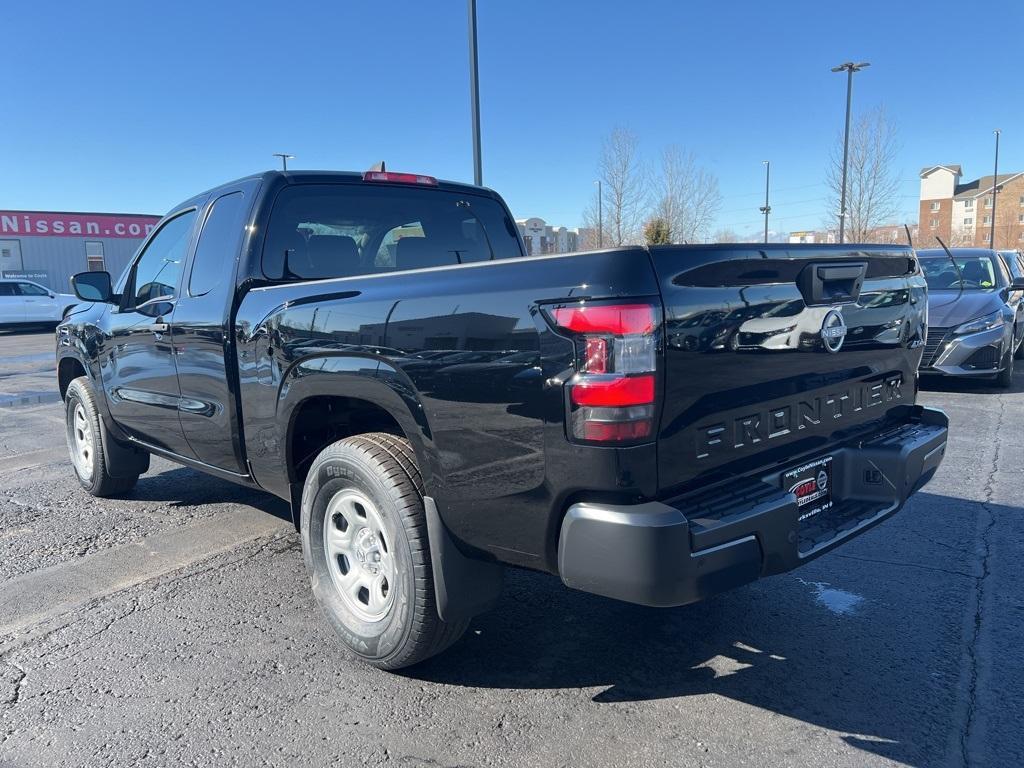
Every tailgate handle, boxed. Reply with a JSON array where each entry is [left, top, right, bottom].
[[798, 261, 867, 305]]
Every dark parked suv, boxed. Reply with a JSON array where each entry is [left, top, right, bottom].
[[57, 170, 948, 668]]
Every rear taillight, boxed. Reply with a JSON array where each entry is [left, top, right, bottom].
[[549, 302, 659, 444]]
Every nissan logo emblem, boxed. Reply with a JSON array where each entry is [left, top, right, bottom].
[[821, 309, 847, 353]]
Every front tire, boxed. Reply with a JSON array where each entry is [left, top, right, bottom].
[[65, 377, 140, 497], [996, 349, 1014, 388], [300, 432, 468, 670]]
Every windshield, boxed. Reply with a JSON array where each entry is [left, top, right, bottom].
[[919, 255, 1000, 291]]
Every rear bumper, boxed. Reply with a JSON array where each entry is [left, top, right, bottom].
[[557, 406, 948, 607]]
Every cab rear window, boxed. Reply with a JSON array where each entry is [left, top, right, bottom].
[[262, 184, 523, 280]]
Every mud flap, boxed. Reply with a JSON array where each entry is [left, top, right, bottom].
[[101, 419, 150, 478], [424, 496, 504, 623]]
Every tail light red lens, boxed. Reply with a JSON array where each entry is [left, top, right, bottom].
[[570, 375, 654, 407], [549, 301, 660, 444], [552, 304, 655, 335]]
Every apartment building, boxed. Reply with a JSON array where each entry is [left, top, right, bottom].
[[516, 218, 581, 256], [919, 165, 1024, 249]]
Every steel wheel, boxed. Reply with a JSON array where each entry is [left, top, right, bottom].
[[322, 489, 396, 623], [70, 402, 94, 480]]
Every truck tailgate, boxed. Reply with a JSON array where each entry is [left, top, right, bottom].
[[649, 244, 926, 496]]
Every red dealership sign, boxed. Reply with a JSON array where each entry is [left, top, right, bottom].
[[0, 210, 161, 239]]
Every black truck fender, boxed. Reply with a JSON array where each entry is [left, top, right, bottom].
[[275, 354, 503, 622]]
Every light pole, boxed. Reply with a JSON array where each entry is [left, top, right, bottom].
[[831, 61, 870, 243], [991, 129, 1001, 249], [595, 180, 603, 248], [759, 160, 771, 243], [467, 0, 483, 186], [272, 153, 294, 171]]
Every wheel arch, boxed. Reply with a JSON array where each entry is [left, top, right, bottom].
[[57, 354, 88, 400], [275, 355, 442, 519]]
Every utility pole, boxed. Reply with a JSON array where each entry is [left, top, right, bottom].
[[759, 160, 771, 243], [272, 153, 294, 171], [467, 0, 483, 186], [831, 61, 870, 243], [595, 180, 603, 248], [991, 129, 1001, 249]]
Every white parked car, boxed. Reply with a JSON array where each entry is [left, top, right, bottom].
[[0, 279, 79, 327]]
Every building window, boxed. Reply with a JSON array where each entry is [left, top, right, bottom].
[[985, 196, 993, 208], [929, 218, 939, 228], [929, 201, 940, 212], [983, 215, 992, 225], [964, 218, 973, 226], [965, 199, 974, 209], [85, 241, 105, 271], [1019, 195, 1024, 205], [1019, 213, 1024, 224], [983, 232, 991, 243]]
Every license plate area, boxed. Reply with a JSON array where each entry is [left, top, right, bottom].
[[783, 455, 833, 522]]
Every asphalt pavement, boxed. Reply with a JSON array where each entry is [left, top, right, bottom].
[[1, 328, 1021, 767]]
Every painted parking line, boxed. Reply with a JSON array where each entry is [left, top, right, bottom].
[[0, 508, 291, 636]]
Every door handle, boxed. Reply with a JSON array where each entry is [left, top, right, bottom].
[[150, 322, 169, 334]]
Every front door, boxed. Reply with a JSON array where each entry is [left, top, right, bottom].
[[101, 208, 198, 456]]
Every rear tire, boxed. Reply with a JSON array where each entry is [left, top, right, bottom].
[[64, 377, 140, 496], [300, 432, 468, 670]]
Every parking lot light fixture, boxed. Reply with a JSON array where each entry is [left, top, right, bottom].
[[991, 129, 1000, 249], [831, 61, 870, 244], [759, 160, 771, 244]]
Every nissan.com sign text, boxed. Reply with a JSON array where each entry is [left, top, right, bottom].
[[0, 210, 161, 239]]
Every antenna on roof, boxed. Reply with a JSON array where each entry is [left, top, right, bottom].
[[368, 161, 386, 172], [903, 224, 914, 248]]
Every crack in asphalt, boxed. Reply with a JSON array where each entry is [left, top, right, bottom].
[[832, 552, 976, 580], [959, 395, 1002, 768]]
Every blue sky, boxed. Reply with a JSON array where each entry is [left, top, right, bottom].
[[3, 0, 1022, 237]]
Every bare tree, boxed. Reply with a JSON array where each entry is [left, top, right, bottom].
[[655, 146, 721, 243], [825, 107, 901, 242], [713, 228, 739, 243], [594, 128, 646, 246]]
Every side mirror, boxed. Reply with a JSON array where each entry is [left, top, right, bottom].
[[71, 271, 115, 303], [1011, 276, 1024, 290]]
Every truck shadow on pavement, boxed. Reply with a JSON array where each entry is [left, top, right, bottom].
[[128, 467, 292, 520], [408, 490, 991, 767]]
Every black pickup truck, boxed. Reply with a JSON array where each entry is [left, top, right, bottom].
[[57, 170, 948, 669]]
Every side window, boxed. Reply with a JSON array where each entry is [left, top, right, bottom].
[[127, 210, 196, 308], [190, 192, 246, 297], [0, 283, 17, 296], [18, 282, 49, 296]]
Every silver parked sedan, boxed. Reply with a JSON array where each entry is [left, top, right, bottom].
[[917, 248, 1024, 388]]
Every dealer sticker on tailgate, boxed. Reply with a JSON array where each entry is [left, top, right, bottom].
[[784, 456, 833, 522]]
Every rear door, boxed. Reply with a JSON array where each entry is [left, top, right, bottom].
[[649, 244, 924, 496], [172, 187, 253, 472]]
